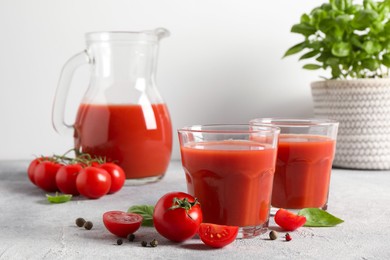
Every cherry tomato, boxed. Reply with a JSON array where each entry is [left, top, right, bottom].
[[274, 208, 306, 231], [198, 223, 239, 248], [27, 158, 42, 185], [98, 163, 125, 194], [76, 166, 111, 199], [34, 161, 62, 192], [103, 211, 143, 238], [153, 191, 202, 242], [55, 164, 82, 195]]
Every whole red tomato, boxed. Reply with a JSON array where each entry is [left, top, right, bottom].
[[153, 192, 202, 242], [34, 161, 62, 192], [274, 208, 306, 231], [76, 167, 111, 199], [27, 158, 42, 185], [98, 163, 125, 194], [56, 164, 82, 195]]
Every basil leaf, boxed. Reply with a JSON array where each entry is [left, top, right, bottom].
[[128, 205, 154, 227], [46, 193, 72, 204], [298, 208, 344, 227]]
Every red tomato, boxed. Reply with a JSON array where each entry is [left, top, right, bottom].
[[153, 192, 202, 242], [198, 223, 239, 248], [76, 167, 111, 199], [103, 211, 143, 238], [98, 163, 125, 194], [27, 158, 42, 185], [56, 164, 82, 195], [274, 208, 306, 231], [34, 161, 62, 192]]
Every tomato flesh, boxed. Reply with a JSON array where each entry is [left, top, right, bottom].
[[103, 211, 143, 238], [199, 223, 238, 248], [274, 208, 306, 231]]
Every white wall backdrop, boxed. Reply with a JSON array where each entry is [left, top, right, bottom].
[[0, 0, 326, 160]]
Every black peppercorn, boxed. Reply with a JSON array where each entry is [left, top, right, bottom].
[[269, 230, 278, 240], [127, 233, 135, 242], [75, 218, 86, 227], [150, 239, 158, 247], [84, 221, 93, 230]]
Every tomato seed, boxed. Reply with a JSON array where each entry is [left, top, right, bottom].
[[117, 239, 123, 245], [141, 241, 148, 247]]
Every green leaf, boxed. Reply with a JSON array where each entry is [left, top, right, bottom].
[[332, 42, 351, 57], [128, 205, 154, 227], [362, 40, 382, 54], [298, 208, 344, 227], [283, 41, 307, 57], [351, 9, 379, 30], [319, 18, 336, 33], [362, 59, 380, 70], [300, 13, 311, 23], [382, 53, 390, 67], [291, 23, 317, 36], [299, 50, 319, 60], [46, 192, 72, 204], [303, 64, 322, 70]]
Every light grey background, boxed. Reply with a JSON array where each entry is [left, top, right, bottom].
[[0, 0, 326, 160]]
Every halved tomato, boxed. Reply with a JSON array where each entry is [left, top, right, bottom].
[[103, 211, 143, 238], [198, 223, 238, 248], [274, 208, 306, 231]]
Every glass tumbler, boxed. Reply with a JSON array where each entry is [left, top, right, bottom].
[[250, 118, 339, 211], [178, 124, 280, 238]]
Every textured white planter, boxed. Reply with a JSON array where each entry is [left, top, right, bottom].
[[311, 79, 390, 170]]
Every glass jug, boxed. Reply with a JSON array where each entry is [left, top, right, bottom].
[[52, 29, 173, 184]]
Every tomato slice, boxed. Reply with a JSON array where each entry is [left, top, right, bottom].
[[274, 208, 306, 231], [103, 211, 143, 238], [198, 223, 238, 248]]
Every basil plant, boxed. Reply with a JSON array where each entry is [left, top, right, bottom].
[[284, 0, 390, 79]]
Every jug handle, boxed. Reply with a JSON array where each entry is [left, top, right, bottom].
[[52, 51, 90, 136]]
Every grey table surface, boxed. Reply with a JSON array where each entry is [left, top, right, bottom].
[[0, 160, 389, 260]]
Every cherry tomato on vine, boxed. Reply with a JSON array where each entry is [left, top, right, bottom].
[[274, 208, 306, 231], [27, 158, 42, 185], [198, 223, 239, 248], [103, 211, 143, 238], [98, 163, 125, 194], [153, 191, 202, 242], [34, 161, 62, 192], [56, 164, 82, 195], [76, 166, 111, 199]]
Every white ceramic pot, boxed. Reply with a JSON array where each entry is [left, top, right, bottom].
[[311, 79, 390, 170]]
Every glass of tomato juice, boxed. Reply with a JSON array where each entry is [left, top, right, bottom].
[[250, 118, 339, 211], [178, 124, 280, 238]]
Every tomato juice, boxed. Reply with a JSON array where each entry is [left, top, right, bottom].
[[74, 103, 172, 179], [272, 134, 336, 209], [180, 140, 277, 227]]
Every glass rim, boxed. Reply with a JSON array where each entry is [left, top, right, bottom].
[[250, 118, 339, 127], [85, 28, 169, 43], [178, 124, 280, 134]]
